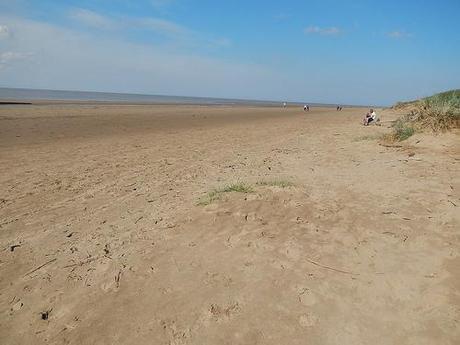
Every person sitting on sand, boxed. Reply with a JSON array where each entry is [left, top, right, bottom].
[[363, 108, 377, 125]]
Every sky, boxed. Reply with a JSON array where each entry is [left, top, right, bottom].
[[0, 0, 459, 105]]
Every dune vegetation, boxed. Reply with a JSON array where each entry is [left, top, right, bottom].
[[387, 89, 460, 141], [197, 182, 254, 205]]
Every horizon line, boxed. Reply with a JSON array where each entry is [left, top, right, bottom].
[[0, 86, 381, 107]]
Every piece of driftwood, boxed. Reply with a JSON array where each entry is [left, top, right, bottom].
[[305, 257, 358, 275], [379, 144, 403, 148], [63, 256, 98, 268], [24, 258, 57, 277], [115, 270, 122, 288]]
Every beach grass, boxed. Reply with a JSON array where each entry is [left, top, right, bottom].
[[392, 89, 460, 133], [381, 118, 415, 143], [198, 182, 254, 205], [413, 91, 460, 132], [392, 117, 415, 141], [256, 179, 295, 188]]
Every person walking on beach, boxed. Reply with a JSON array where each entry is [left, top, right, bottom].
[[304, 105, 307, 111]]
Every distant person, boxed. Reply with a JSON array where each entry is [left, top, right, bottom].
[[363, 108, 377, 125], [337, 106, 340, 111], [303, 105, 307, 111], [339, 106, 343, 111], [307, 105, 310, 111]]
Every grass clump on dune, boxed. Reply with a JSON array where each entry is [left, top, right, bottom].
[[198, 182, 254, 206], [385, 90, 459, 143], [380, 116, 415, 143], [393, 117, 415, 141], [220, 183, 254, 193], [411, 91, 460, 132], [256, 179, 295, 188], [392, 89, 460, 134]]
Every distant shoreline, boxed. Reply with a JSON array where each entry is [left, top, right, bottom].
[[0, 87, 372, 108]]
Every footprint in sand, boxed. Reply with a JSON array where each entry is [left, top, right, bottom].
[[299, 313, 319, 327], [298, 288, 317, 306], [209, 302, 241, 322]]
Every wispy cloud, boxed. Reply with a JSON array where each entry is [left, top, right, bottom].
[[0, 51, 33, 70], [210, 37, 231, 47], [69, 8, 115, 30], [150, 0, 175, 9], [135, 17, 188, 37], [273, 13, 291, 22], [387, 30, 413, 39], [69, 8, 228, 45], [0, 16, 270, 98], [69, 8, 189, 38], [0, 24, 10, 39], [304, 26, 341, 35], [150, 0, 175, 7]]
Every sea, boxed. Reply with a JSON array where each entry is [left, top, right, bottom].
[[0, 87, 339, 107]]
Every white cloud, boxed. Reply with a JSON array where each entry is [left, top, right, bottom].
[[304, 26, 341, 35], [387, 30, 412, 39], [0, 24, 10, 39]]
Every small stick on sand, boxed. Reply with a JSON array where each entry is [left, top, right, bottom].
[[305, 257, 358, 275], [115, 270, 122, 288], [24, 258, 57, 277], [379, 144, 403, 148], [63, 256, 98, 268]]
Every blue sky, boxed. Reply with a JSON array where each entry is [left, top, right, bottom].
[[0, 0, 459, 105]]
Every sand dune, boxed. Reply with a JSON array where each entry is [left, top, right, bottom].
[[0, 105, 459, 344]]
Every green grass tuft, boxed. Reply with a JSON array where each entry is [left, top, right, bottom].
[[197, 182, 254, 206], [392, 118, 415, 141], [380, 117, 415, 143], [256, 180, 295, 188], [219, 183, 254, 193]]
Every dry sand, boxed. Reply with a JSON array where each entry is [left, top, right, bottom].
[[0, 104, 459, 344]]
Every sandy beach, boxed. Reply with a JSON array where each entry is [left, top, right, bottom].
[[0, 104, 459, 344]]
